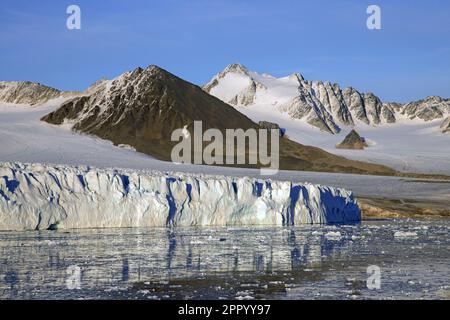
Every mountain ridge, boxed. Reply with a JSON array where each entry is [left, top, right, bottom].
[[0, 81, 62, 105], [204, 63, 450, 134]]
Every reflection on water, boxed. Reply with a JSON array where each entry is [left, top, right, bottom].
[[0, 219, 449, 300]]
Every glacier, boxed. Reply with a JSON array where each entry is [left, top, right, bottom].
[[0, 162, 360, 231]]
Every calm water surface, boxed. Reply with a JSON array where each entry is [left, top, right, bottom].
[[0, 218, 449, 300]]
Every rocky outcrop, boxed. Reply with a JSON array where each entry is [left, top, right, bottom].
[[279, 90, 340, 134], [258, 120, 280, 130], [258, 121, 285, 137], [401, 96, 450, 121], [311, 81, 354, 126], [336, 130, 368, 150], [342, 87, 369, 124], [0, 81, 61, 105], [0, 162, 361, 230], [441, 116, 450, 133], [381, 104, 397, 123]]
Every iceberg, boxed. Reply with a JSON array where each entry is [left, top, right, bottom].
[[0, 163, 360, 231]]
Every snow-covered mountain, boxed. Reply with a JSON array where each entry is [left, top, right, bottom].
[[401, 96, 450, 122], [40, 65, 394, 175], [204, 64, 450, 134], [0, 81, 65, 105], [41, 65, 258, 161], [1, 64, 448, 174]]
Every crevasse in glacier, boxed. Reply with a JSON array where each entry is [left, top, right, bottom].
[[0, 163, 360, 230]]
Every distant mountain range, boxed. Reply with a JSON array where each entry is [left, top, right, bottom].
[[0, 81, 78, 105], [1, 63, 450, 176], [2, 64, 448, 135], [203, 64, 450, 134], [0, 81, 61, 105], [0, 65, 395, 175]]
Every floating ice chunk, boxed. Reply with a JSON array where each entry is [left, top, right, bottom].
[[189, 240, 204, 245], [325, 231, 342, 240], [235, 291, 255, 300], [413, 226, 429, 230], [40, 240, 56, 246], [394, 231, 418, 238], [236, 295, 255, 300], [138, 290, 150, 295]]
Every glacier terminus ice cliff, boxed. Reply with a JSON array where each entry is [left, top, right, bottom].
[[0, 163, 360, 231]]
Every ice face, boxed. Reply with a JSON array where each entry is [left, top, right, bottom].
[[0, 163, 360, 231]]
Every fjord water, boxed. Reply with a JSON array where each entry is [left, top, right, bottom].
[[0, 219, 449, 300]]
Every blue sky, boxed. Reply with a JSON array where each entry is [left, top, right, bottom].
[[0, 0, 449, 102]]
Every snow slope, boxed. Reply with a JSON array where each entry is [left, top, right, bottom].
[[0, 162, 361, 230]]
